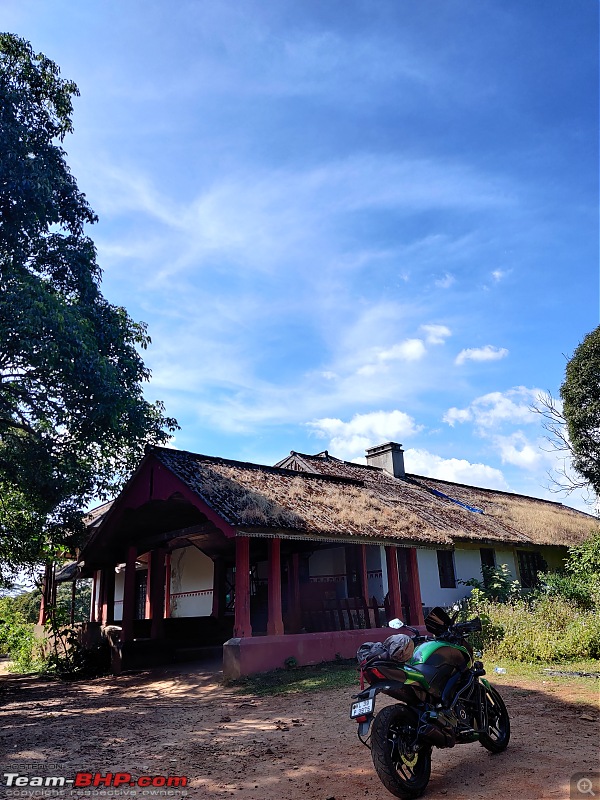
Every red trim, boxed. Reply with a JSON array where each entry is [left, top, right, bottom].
[[83, 454, 238, 567]]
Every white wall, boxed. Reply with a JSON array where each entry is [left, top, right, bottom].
[[416, 548, 480, 607], [169, 546, 214, 617]]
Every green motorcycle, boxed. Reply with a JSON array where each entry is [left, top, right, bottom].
[[350, 606, 510, 799]]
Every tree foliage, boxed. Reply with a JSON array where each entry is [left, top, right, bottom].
[[0, 34, 177, 582], [560, 325, 600, 496]]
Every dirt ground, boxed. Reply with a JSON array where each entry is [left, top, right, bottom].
[[0, 659, 598, 800]]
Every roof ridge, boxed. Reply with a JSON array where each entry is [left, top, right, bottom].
[[150, 445, 365, 486]]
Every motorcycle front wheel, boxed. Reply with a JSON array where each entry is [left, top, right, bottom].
[[479, 684, 510, 753], [370, 704, 432, 799]]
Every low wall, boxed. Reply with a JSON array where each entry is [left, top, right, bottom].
[[222, 626, 426, 680]]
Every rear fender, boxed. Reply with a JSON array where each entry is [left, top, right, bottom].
[[352, 681, 418, 739]]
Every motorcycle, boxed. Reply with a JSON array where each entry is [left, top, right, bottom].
[[350, 606, 510, 799]]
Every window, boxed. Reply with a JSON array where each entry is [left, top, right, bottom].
[[517, 550, 547, 589], [437, 550, 456, 589], [480, 548, 496, 569], [134, 570, 147, 620]]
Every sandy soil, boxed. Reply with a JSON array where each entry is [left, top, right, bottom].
[[0, 660, 598, 800]]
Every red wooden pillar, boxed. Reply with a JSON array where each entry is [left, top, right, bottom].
[[101, 566, 115, 626], [211, 556, 224, 618], [267, 538, 284, 636], [149, 548, 166, 640], [164, 553, 171, 618], [359, 544, 369, 600], [121, 546, 137, 643], [406, 548, 425, 626], [233, 536, 252, 638], [385, 546, 403, 620], [287, 553, 301, 633]]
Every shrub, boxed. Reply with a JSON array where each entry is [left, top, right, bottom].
[[0, 597, 44, 672], [459, 594, 600, 662], [459, 564, 520, 604]]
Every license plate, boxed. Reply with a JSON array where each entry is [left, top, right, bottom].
[[350, 698, 374, 718]]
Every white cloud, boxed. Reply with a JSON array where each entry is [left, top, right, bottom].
[[435, 272, 455, 289], [379, 339, 427, 362], [356, 338, 427, 377], [443, 387, 542, 430], [455, 345, 508, 365], [404, 448, 508, 490], [491, 269, 509, 282], [493, 432, 545, 470], [421, 324, 451, 345], [307, 410, 422, 460]]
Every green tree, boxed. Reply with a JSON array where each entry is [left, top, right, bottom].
[[0, 34, 177, 583], [561, 326, 600, 496]]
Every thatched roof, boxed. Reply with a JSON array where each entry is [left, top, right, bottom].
[[149, 447, 595, 549]]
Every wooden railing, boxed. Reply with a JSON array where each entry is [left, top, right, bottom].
[[302, 596, 408, 633]]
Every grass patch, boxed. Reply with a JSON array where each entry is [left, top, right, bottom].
[[228, 655, 600, 698], [482, 656, 600, 686], [227, 659, 361, 696]]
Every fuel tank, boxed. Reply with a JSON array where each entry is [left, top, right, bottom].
[[408, 640, 472, 698]]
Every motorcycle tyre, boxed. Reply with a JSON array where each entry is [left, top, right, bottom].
[[370, 704, 432, 799], [479, 685, 510, 754]]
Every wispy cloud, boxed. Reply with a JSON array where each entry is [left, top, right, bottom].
[[421, 324, 451, 345], [455, 345, 509, 365], [434, 272, 456, 289]]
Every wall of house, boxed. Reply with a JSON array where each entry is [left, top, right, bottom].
[[169, 545, 214, 617], [114, 569, 124, 621], [308, 546, 346, 599], [416, 547, 484, 608]]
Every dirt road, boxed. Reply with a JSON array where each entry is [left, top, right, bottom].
[[0, 662, 598, 800]]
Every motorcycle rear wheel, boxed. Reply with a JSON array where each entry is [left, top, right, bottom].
[[371, 704, 432, 799], [479, 685, 510, 753]]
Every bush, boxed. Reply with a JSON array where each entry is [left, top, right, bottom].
[[0, 597, 44, 672], [459, 594, 600, 662], [459, 563, 520, 604]]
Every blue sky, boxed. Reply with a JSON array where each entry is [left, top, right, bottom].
[[5, 0, 599, 508]]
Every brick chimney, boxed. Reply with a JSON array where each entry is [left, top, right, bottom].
[[365, 442, 405, 478]]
